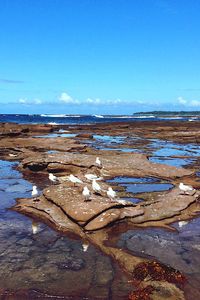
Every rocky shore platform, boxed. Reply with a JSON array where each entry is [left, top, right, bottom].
[[0, 120, 200, 299]]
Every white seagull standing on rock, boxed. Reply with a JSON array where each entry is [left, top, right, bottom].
[[85, 174, 103, 181], [178, 220, 188, 228], [82, 186, 91, 201], [179, 182, 194, 194], [82, 241, 89, 252], [92, 179, 101, 194], [95, 157, 102, 168], [31, 185, 39, 197], [49, 173, 59, 184], [68, 174, 83, 185], [107, 187, 116, 201], [32, 221, 39, 234]]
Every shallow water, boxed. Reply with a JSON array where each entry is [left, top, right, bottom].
[[107, 176, 160, 184], [148, 140, 199, 167], [0, 160, 133, 299], [107, 176, 173, 194], [117, 218, 200, 299], [150, 139, 200, 157], [89, 135, 199, 168], [93, 134, 126, 144], [34, 133, 77, 138], [39, 131, 199, 168], [149, 156, 195, 168]]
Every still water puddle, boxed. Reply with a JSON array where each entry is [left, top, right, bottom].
[[34, 132, 199, 170], [121, 197, 142, 204], [34, 133, 77, 138], [107, 176, 173, 194], [93, 134, 126, 144], [150, 139, 200, 157], [92, 135, 142, 153], [149, 156, 195, 168], [86, 135, 199, 168], [47, 150, 59, 154], [147, 139, 199, 167]]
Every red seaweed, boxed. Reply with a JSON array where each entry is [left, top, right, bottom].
[[132, 260, 187, 287], [128, 285, 155, 300]]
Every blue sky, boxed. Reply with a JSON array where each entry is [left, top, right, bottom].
[[0, 0, 200, 114]]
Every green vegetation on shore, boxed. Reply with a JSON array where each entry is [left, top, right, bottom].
[[133, 111, 200, 116]]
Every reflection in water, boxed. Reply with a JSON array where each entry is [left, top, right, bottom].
[[0, 160, 132, 299], [107, 176, 173, 194], [82, 134, 199, 168], [34, 133, 77, 138], [149, 156, 195, 168], [117, 218, 200, 299], [149, 139, 200, 157]]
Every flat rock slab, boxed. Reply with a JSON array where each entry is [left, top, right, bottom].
[[132, 188, 200, 224], [43, 182, 144, 229], [14, 179, 199, 232], [15, 195, 85, 237], [1, 137, 86, 153], [20, 152, 193, 179]]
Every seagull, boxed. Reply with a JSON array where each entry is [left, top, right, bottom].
[[116, 199, 127, 205], [67, 174, 83, 185], [32, 221, 39, 234], [92, 179, 101, 194], [95, 157, 102, 168], [82, 186, 91, 201], [84, 174, 103, 181], [31, 185, 39, 197], [82, 241, 89, 252], [179, 182, 194, 194], [107, 187, 116, 201], [178, 221, 188, 228], [9, 153, 18, 157], [49, 173, 59, 183]]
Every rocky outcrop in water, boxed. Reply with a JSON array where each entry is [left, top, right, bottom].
[[1, 121, 200, 299]]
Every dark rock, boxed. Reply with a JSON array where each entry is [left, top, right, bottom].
[[57, 257, 85, 271]]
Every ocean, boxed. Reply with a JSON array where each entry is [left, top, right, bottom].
[[0, 112, 200, 124]]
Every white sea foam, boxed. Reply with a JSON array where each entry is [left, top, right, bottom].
[[133, 115, 155, 119], [65, 115, 81, 118], [93, 114, 104, 118], [40, 114, 83, 118], [48, 122, 59, 125], [105, 115, 135, 119], [41, 114, 66, 117], [158, 116, 183, 120]]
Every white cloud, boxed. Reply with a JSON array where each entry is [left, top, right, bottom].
[[85, 98, 124, 105], [34, 98, 42, 104], [59, 92, 80, 104], [59, 93, 125, 105], [18, 98, 42, 105], [178, 96, 187, 105], [190, 100, 200, 107], [58, 92, 160, 107], [178, 96, 200, 107], [19, 98, 27, 104]]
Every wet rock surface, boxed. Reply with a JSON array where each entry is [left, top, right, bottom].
[[0, 121, 200, 299]]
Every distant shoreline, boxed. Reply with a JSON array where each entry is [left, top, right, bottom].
[[133, 110, 200, 116]]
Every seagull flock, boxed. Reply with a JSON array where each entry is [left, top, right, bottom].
[[31, 158, 196, 203], [30, 156, 197, 237], [31, 157, 118, 204]]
